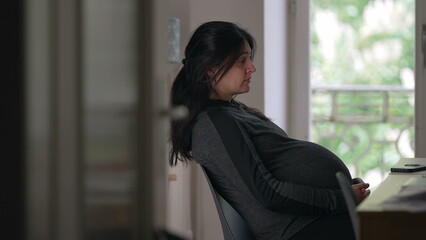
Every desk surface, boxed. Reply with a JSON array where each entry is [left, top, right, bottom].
[[357, 158, 426, 240], [357, 174, 418, 211]]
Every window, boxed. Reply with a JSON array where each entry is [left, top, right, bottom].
[[310, 0, 415, 187], [265, 0, 425, 189]]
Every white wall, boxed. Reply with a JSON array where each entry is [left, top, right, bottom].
[[161, 0, 196, 238], [264, 0, 311, 141], [264, 0, 288, 130]]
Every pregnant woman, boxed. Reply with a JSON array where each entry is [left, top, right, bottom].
[[169, 21, 370, 240]]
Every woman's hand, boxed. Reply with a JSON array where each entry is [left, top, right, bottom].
[[351, 177, 371, 204]]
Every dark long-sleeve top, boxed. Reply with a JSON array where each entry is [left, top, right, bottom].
[[191, 99, 353, 240]]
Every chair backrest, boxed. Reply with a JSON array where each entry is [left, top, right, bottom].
[[200, 166, 256, 240], [335, 171, 359, 240]]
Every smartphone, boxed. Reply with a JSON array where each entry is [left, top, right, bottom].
[[391, 165, 426, 173]]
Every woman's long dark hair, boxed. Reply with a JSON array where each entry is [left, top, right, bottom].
[[169, 21, 267, 166]]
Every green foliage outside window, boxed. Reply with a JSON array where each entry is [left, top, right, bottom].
[[310, 0, 415, 184]]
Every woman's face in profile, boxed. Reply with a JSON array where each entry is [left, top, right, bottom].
[[210, 41, 256, 101]]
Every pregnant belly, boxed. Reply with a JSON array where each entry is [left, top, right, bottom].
[[264, 141, 352, 189]]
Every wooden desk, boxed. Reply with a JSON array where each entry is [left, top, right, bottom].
[[357, 158, 426, 240]]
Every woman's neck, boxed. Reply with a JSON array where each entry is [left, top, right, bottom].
[[209, 92, 233, 102]]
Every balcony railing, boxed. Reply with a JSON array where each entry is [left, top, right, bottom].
[[311, 85, 414, 185]]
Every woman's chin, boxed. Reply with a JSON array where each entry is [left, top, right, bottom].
[[240, 88, 250, 94]]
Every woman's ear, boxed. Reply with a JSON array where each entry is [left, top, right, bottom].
[[207, 67, 218, 79]]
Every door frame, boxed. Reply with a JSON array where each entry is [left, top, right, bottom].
[[415, 0, 426, 157]]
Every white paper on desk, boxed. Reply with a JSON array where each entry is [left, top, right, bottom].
[[382, 177, 426, 212]]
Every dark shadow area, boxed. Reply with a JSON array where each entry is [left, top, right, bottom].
[[0, 1, 24, 240]]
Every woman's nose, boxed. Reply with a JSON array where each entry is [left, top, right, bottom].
[[247, 61, 256, 73]]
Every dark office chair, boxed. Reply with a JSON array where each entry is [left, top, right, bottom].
[[200, 166, 256, 240], [336, 172, 359, 240]]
